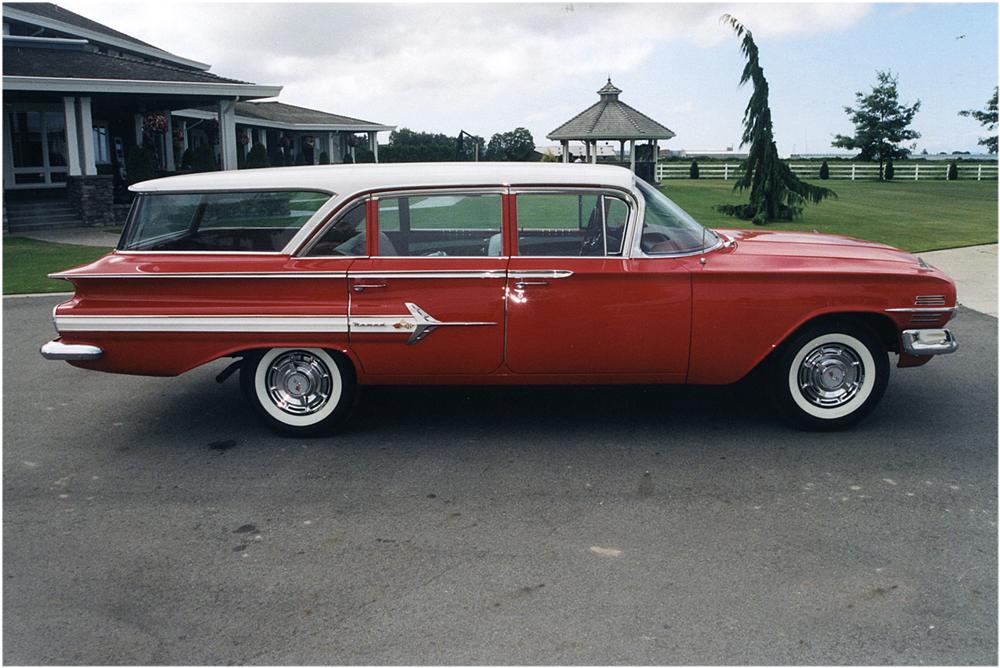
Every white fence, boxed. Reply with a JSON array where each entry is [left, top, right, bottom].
[[656, 162, 999, 181]]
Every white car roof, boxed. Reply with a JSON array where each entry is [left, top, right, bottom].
[[130, 162, 637, 196]]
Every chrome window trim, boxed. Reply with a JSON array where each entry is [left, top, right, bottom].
[[508, 270, 574, 279], [350, 270, 507, 279], [510, 186, 638, 259], [294, 195, 370, 258]]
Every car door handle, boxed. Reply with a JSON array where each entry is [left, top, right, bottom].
[[513, 280, 549, 289], [353, 282, 387, 292]]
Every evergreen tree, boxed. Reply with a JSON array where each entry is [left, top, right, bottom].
[[716, 15, 835, 224], [959, 87, 998, 154], [819, 160, 830, 180], [689, 160, 700, 179], [884, 158, 894, 180], [947, 161, 959, 181], [832, 71, 921, 180]]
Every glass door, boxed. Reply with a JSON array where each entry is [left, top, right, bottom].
[[5, 106, 69, 188]]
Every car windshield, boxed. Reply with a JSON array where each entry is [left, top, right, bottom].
[[636, 180, 719, 255]]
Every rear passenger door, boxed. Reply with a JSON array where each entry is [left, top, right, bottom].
[[347, 189, 509, 376]]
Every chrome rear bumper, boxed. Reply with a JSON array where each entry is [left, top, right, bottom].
[[40, 340, 103, 361], [901, 329, 958, 356]]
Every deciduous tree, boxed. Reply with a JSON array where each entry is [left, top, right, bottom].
[[959, 87, 998, 154], [832, 71, 921, 180]]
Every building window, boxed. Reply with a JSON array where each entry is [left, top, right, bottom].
[[93, 125, 110, 164]]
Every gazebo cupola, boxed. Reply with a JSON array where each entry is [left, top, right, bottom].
[[547, 78, 675, 178]]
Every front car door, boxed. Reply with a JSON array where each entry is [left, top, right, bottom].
[[505, 186, 692, 378], [347, 188, 509, 376]]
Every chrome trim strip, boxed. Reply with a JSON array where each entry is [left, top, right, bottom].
[[885, 306, 959, 313], [49, 271, 349, 280], [507, 270, 574, 279], [55, 315, 351, 333], [900, 329, 959, 355], [350, 270, 506, 279], [40, 341, 103, 361]]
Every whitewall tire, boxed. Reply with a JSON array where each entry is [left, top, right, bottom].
[[240, 348, 356, 436], [770, 322, 889, 430]]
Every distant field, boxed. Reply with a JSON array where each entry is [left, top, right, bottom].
[[659, 180, 998, 253]]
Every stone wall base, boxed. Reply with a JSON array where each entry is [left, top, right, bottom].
[[66, 175, 115, 227]]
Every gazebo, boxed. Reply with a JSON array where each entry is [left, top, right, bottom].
[[547, 79, 675, 178]]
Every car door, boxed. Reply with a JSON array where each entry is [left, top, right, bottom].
[[505, 188, 691, 377], [347, 188, 509, 376]]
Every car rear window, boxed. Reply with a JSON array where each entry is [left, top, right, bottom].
[[119, 191, 331, 252]]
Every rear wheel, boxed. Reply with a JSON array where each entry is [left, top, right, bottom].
[[769, 321, 889, 430], [240, 348, 356, 436]]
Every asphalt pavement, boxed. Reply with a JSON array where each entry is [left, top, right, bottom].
[[3, 295, 996, 664]]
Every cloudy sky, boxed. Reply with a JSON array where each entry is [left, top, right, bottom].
[[60, 2, 998, 155]]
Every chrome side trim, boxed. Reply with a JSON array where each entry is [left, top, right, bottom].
[[40, 340, 103, 361], [351, 303, 496, 344], [350, 270, 506, 279], [55, 315, 351, 333], [900, 329, 959, 355], [48, 271, 350, 280], [507, 270, 574, 279], [885, 306, 959, 313]]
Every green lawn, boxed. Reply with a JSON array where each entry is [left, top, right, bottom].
[[3, 237, 111, 295], [659, 179, 998, 253]]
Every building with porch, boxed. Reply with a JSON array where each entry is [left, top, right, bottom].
[[2, 3, 394, 230], [547, 79, 675, 183]]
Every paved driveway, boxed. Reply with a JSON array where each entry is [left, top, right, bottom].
[[3, 296, 996, 664]]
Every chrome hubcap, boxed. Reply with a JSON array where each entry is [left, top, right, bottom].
[[265, 351, 333, 415], [797, 343, 865, 408]]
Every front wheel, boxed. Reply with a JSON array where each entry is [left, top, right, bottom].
[[769, 322, 889, 430], [240, 348, 356, 436]]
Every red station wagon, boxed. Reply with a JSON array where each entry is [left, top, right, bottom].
[[41, 163, 959, 434]]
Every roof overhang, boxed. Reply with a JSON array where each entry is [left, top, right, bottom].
[[172, 107, 395, 132], [547, 132, 676, 141], [2, 76, 283, 98], [2, 5, 212, 71]]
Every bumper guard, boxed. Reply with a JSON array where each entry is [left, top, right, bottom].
[[40, 340, 103, 361], [900, 329, 958, 356]]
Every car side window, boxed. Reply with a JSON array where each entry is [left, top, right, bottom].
[[515, 192, 628, 256], [376, 193, 502, 257], [305, 200, 366, 256]]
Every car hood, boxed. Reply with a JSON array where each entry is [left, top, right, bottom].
[[716, 228, 919, 264]]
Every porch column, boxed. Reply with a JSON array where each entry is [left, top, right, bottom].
[[63, 96, 82, 176], [312, 136, 319, 165], [619, 140, 625, 162], [163, 112, 175, 172], [652, 139, 659, 182], [257, 128, 267, 148], [591, 141, 597, 165], [181, 120, 189, 153], [369, 131, 379, 163], [629, 139, 636, 173], [585, 141, 591, 162], [133, 113, 144, 147], [561, 140, 568, 163], [217, 99, 237, 170], [78, 96, 97, 176]]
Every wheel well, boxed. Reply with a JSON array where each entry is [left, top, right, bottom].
[[786, 312, 899, 355]]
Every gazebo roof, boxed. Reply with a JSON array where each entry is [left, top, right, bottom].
[[547, 79, 675, 141]]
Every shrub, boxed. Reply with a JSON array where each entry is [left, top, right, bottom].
[[188, 144, 218, 172], [819, 160, 830, 180], [884, 159, 894, 180], [180, 148, 194, 170], [689, 160, 700, 179], [947, 161, 959, 180], [125, 146, 156, 184], [245, 144, 269, 168], [319, 151, 330, 165]]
